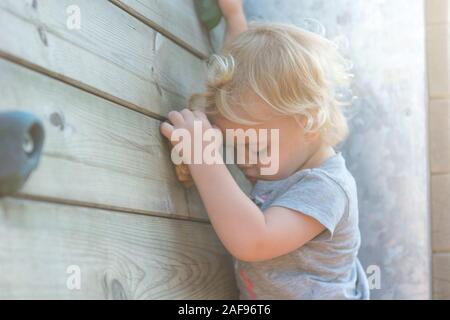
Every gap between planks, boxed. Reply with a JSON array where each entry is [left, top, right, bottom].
[[11, 194, 211, 225], [432, 249, 450, 254], [0, 51, 169, 123], [0, 4, 213, 225], [108, 0, 210, 61]]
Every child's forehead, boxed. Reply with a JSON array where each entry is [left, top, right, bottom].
[[240, 90, 276, 119], [212, 109, 291, 130], [213, 115, 288, 147], [213, 114, 272, 130], [212, 91, 281, 129]]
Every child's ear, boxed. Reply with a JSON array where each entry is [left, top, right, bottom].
[[304, 127, 322, 142], [295, 115, 320, 142]]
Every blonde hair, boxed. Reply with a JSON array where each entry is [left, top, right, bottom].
[[189, 21, 354, 146]]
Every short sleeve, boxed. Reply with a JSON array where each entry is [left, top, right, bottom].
[[269, 171, 348, 240]]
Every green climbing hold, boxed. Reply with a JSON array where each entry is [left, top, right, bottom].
[[195, 0, 223, 30]]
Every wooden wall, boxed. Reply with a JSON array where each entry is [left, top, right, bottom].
[[0, 0, 249, 299], [427, 0, 450, 300]]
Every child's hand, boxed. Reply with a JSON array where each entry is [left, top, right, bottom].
[[160, 108, 223, 164], [218, 0, 244, 20], [160, 108, 215, 145]]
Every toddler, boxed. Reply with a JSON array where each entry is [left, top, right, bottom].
[[160, 0, 370, 300]]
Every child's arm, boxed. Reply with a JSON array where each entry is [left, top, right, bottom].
[[160, 109, 326, 262], [218, 0, 248, 47]]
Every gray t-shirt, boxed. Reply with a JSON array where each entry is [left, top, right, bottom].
[[233, 152, 370, 300]]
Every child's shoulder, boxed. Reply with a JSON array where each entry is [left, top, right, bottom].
[[276, 152, 356, 210], [277, 151, 355, 197], [251, 152, 356, 209], [309, 152, 356, 193]]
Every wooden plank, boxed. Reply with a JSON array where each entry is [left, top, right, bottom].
[[433, 253, 450, 299], [111, 0, 225, 57], [110, 0, 214, 58], [0, 198, 238, 299], [427, 24, 450, 99], [429, 99, 450, 174], [427, 0, 450, 26], [0, 58, 209, 221], [0, 0, 208, 118], [431, 173, 450, 251]]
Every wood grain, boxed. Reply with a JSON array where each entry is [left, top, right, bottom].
[[111, 0, 226, 56], [0, 198, 238, 299], [433, 253, 450, 299], [0, 58, 209, 220], [431, 173, 450, 251], [110, 0, 213, 58], [0, 0, 208, 118]]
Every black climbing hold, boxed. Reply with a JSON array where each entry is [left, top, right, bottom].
[[0, 111, 45, 197]]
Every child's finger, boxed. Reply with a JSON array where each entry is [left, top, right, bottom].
[[192, 110, 208, 121], [167, 111, 184, 127], [180, 108, 195, 121], [160, 121, 174, 140]]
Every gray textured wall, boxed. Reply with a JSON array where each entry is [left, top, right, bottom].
[[242, 0, 431, 299]]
